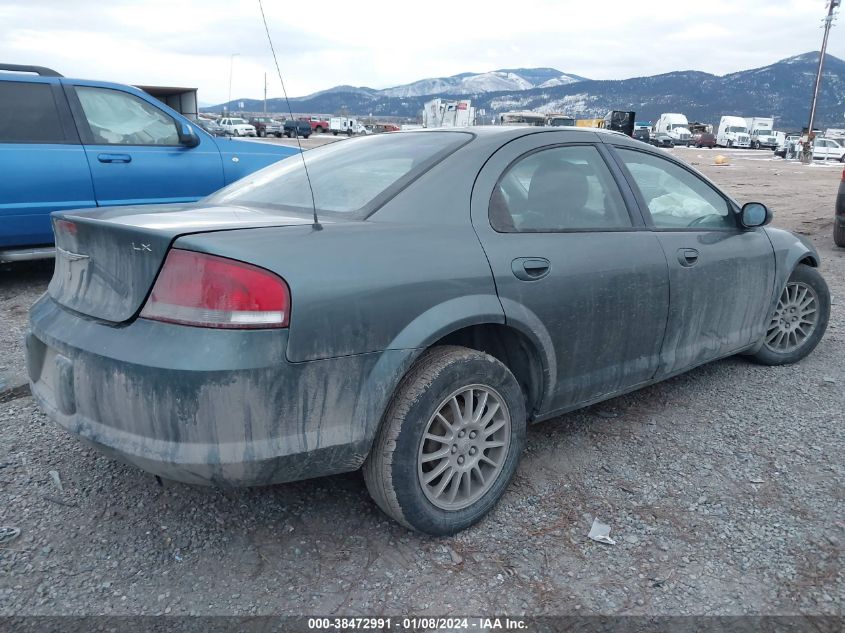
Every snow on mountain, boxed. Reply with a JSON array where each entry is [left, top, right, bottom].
[[379, 68, 583, 97], [537, 74, 583, 88]]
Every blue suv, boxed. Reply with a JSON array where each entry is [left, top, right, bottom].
[[0, 64, 298, 262]]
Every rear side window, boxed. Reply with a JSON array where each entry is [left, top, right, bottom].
[[209, 132, 471, 216], [0, 81, 65, 143], [490, 145, 631, 232], [75, 86, 179, 145]]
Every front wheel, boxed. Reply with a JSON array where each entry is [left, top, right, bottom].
[[258, 129, 266, 138], [315, 126, 323, 133], [363, 346, 526, 535], [749, 264, 830, 365]]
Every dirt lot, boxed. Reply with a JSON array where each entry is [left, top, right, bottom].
[[0, 148, 842, 617]]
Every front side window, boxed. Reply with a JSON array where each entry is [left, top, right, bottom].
[[75, 86, 179, 145], [0, 81, 65, 143], [489, 145, 631, 232], [617, 148, 734, 229]]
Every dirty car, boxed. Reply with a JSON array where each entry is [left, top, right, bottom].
[[27, 127, 830, 535]]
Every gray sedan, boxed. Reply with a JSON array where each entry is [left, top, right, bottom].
[[27, 127, 830, 535]]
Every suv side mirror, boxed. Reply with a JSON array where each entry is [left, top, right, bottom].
[[178, 122, 200, 148], [740, 202, 772, 228]]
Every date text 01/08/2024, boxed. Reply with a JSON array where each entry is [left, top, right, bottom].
[[307, 617, 528, 630]]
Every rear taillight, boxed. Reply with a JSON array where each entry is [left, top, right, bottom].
[[54, 219, 77, 236], [842, 167, 845, 182], [140, 249, 290, 329]]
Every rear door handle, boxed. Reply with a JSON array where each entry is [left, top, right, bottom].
[[512, 257, 551, 281], [677, 248, 699, 267], [97, 153, 132, 163]]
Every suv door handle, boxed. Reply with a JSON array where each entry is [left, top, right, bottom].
[[677, 248, 699, 267], [512, 257, 551, 281], [97, 153, 132, 163]]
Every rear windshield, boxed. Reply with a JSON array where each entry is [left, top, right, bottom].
[[208, 132, 471, 216]]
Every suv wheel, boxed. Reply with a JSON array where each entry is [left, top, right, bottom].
[[315, 126, 324, 133], [258, 129, 266, 138], [364, 346, 526, 535], [749, 265, 830, 365]]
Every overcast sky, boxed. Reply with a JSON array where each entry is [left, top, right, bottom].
[[1, 0, 842, 104]]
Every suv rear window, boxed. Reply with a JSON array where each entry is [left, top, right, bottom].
[[0, 81, 66, 143], [208, 132, 471, 216]]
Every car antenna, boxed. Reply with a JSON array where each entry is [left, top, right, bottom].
[[258, 0, 322, 231]]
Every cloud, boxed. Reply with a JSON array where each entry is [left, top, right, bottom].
[[0, 0, 840, 103]]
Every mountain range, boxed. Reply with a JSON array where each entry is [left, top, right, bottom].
[[205, 52, 845, 129]]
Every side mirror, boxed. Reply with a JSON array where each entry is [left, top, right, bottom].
[[740, 202, 772, 228], [178, 122, 200, 148]]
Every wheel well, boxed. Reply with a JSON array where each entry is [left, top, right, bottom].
[[799, 255, 818, 268], [431, 324, 544, 417]]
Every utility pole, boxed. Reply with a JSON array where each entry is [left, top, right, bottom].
[[264, 73, 267, 115], [226, 53, 239, 115], [802, 0, 840, 163]]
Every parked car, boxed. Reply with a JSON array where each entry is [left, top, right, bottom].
[[632, 128, 650, 144], [649, 133, 675, 148], [28, 127, 829, 535], [0, 64, 298, 262], [218, 117, 256, 137], [774, 134, 801, 158], [811, 137, 845, 162], [835, 166, 845, 247], [196, 118, 227, 137], [249, 116, 282, 138], [695, 133, 717, 148], [283, 119, 311, 138]]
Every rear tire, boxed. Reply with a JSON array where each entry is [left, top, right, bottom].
[[363, 346, 526, 536], [834, 220, 845, 247], [748, 264, 829, 365], [258, 129, 266, 138]]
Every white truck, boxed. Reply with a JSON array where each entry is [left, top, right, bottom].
[[653, 113, 692, 145], [329, 117, 368, 136], [745, 117, 777, 149], [218, 117, 256, 137], [716, 116, 751, 148], [422, 99, 476, 128]]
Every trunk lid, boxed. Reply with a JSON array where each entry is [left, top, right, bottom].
[[48, 203, 319, 323]]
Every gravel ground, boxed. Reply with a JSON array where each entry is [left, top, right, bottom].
[[0, 148, 842, 617]]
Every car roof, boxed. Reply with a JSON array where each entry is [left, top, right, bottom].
[[398, 125, 630, 141]]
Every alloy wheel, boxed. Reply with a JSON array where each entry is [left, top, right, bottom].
[[417, 385, 510, 511], [765, 281, 819, 353]]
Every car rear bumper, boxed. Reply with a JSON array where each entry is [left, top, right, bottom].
[[27, 295, 412, 486]]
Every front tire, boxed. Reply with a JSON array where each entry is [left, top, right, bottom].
[[258, 129, 266, 138], [749, 265, 830, 365], [363, 346, 526, 536]]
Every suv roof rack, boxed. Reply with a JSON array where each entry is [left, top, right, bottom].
[[0, 64, 63, 77]]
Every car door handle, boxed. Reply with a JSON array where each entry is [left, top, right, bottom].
[[512, 257, 551, 281], [97, 153, 132, 163], [677, 248, 699, 267]]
